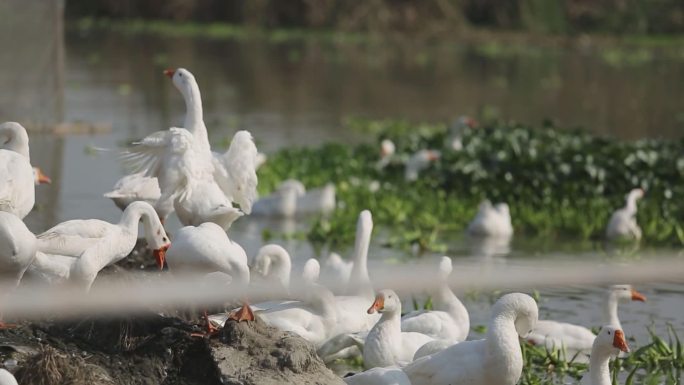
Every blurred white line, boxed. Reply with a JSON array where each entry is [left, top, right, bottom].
[[2, 255, 683, 319]]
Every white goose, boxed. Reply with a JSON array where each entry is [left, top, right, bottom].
[[30, 201, 170, 291], [467, 200, 513, 238], [0, 369, 17, 385], [377, 139, 396, 169], [405, 150, 441, 182], [526, 285, 645, 357], [322, 252, 351, 291], [165, 222, 249, 284], [401, 257, 469, 349], [103, 173, 173, 224], [403, 293, 538, 385], [606, 188, 644, 241], [252, 179, 336, 217], [254, 283, 337, 347], [344, 366, 411, 385], [580, 325, 630, 385], [128, 127, 244, 230], [445, 116, 477, 151], [364, 289, 434, 369], [250, 244, 293, 294], [123, 68, 258, 220], [0, 211, 38, 327], [0, 122, 37, 219]]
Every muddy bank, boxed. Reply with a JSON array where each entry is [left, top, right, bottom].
[[0, 314, 344, 384]]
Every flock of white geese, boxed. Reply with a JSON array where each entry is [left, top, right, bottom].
[[0, 68, 647, 385]]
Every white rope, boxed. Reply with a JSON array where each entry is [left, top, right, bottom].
[[3, 254, 683, 319]]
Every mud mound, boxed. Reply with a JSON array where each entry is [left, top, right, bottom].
[[210, 317, 345, 385], [14, 345, 115, 385]]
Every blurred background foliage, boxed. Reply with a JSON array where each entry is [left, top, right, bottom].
[[66, 0, 684, 36]]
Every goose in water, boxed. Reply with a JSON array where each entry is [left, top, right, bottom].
[[445, 116, 477, 151], [0, 122, 39, 219], [580, 325, 630, 385], [467, 200, 513, 238], [29, 201, 170, 291], [252, 179, 336, 217], [526, 285, 645, 358], [606, 188, 644, 241], [405, 150, 441, 182], [403, 293, 538, 385]]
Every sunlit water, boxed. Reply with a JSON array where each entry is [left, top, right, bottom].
[[2, 18, 683, 372]]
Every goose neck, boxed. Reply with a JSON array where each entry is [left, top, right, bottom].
[[603, 293, 621, 328], [0, 122, 30, 159], [588, 348, 612, 385], [487, 313, 523, 372]]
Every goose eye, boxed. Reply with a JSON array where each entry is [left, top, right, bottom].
[[608, 331, 611, 335], [163, 237, 168, 242]]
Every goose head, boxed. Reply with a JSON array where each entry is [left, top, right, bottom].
[[251, 244, 291, 289], [450, 116, 478, 132], [164, 68, 196, 92], [367, 289, 401, 315], [380, 139, 395, 158], [595, 325, 630, 354], [32, 167, 51, 185], [492, 293, 538, 338], [437, 256, 453, 281], [609, 284, 646, 303], [302, 258, 321, 284]]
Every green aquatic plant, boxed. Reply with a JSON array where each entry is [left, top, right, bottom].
[[519, 326, 684, 385], [256, 118, 684, 251]]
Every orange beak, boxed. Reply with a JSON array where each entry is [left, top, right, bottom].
[[36, 168, 51, 184], [631, 289, 646, 302], [613, 329, 630, 353], [163, 68, 175, 78], [153, 243, 170, 270], [367, 295, 384, 314], [427, 151, 440, 162]]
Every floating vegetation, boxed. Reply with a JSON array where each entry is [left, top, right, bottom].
[[257, 118, 684, 251]]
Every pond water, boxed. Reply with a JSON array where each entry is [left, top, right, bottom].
[[2, 22, 683, 372]]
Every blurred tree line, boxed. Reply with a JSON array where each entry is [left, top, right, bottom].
[[66, 0, 684, 35]]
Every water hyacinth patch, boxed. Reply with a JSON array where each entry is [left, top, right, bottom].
[[256, 118, 684, 251]]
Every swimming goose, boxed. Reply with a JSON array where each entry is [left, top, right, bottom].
[[0, 122, 37, 219], [580, 325, 630, 385], [364, 289, 434, 369], [526, 285, 645, 357], [252, 179, 335, 217], [445, 116, 477, 151], [467, 200, 513, 238], [403, 293, 538, 385], [405, 150, 440, 182], [606, 188, 644, 241], [31, 201, 170, 291]]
